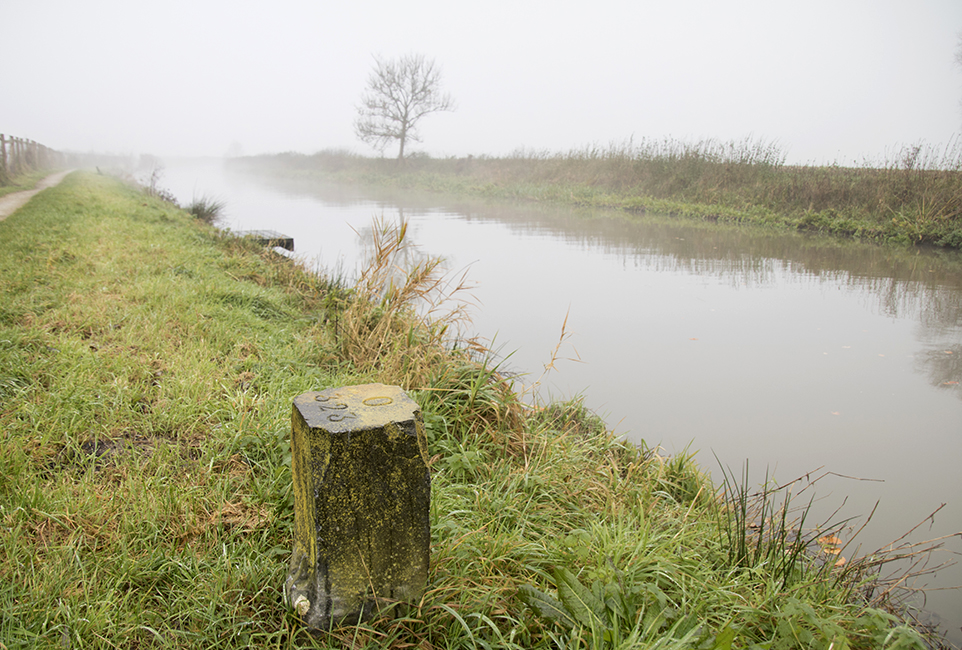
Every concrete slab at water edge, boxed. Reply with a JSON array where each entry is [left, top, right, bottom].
[[235, 229, 294, 251], [0, 170, 74, 221]]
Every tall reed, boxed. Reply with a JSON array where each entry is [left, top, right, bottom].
[[334, 215, 523, 443]]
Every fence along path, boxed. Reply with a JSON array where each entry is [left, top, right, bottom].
[[1, 134, 66, 185]]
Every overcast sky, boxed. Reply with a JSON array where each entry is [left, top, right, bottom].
[[3, 0, 961, 165]]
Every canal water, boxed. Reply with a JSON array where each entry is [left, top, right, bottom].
[[160, 158, 962, 644]]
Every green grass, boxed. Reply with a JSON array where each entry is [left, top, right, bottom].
[[0, 172, 947, 648], [0, 169, 58, 198], [228, 138, 962, 249]]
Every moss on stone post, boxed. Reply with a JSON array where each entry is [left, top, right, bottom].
[[284, 384, 431, 629]]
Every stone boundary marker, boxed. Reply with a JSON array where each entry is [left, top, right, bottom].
[[285, 384, 431, 630]]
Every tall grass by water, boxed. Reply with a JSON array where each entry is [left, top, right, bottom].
[[230, 137, 962, 248], [0, 171, 954, 648], [185, 194, 227, 224]]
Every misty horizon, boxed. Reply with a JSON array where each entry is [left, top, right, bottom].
[[3, 0, 961, 166]]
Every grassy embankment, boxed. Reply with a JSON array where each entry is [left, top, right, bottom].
[[0, 172, 945, 648], [228, 138, 962, 249]]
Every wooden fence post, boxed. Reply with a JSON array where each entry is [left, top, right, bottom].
[[15, 137, 24, 175], [285, 383, 431, 629], [0, 134, 7, 181]]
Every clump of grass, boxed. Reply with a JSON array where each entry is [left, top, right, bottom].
[[186, 194, 226, 224], [420, 350, 523, 447], [714, 458, 855, 599], [530, 398, 608, 439]]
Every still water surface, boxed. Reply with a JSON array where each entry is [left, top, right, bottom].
[[162, 159, 962, 643]]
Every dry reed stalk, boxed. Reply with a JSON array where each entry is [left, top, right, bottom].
[[338, 215, 474, 387], [337, 216, 524, 448]]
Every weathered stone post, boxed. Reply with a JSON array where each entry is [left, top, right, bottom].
[[284, 384, 431, 629]]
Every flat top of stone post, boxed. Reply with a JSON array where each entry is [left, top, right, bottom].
[[293, 383, 418, 434]]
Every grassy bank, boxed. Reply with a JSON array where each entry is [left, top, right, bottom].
[[227, 138, 962, 249], [0, 172, 945, 648]]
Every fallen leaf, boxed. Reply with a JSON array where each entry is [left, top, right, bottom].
[[689, 338, 698, 341], [945, 350, 954, 355], [831, 411, 840, 416], [835, 556, 847, 568], [818, 535, 843, 546], [943, 381, 959, 385]]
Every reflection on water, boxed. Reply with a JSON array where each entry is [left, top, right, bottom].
[[161, 159, 962, 644]]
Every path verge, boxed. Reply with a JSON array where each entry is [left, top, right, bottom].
[[0, 169, 74, 221]]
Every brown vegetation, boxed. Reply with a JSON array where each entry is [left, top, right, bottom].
[[230, 137, 962, 248]]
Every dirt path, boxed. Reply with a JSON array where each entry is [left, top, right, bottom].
[[0, 170, 74, 221]]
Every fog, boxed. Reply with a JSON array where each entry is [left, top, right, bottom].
[[2, 0, 961, 165]]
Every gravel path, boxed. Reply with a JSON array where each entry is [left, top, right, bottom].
[[0, 170, 74, 221]]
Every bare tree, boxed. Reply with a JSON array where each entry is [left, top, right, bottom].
[[354, 53, 455, 161]]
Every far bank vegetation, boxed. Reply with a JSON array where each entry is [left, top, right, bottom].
[[229, 137, 962, 249]]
